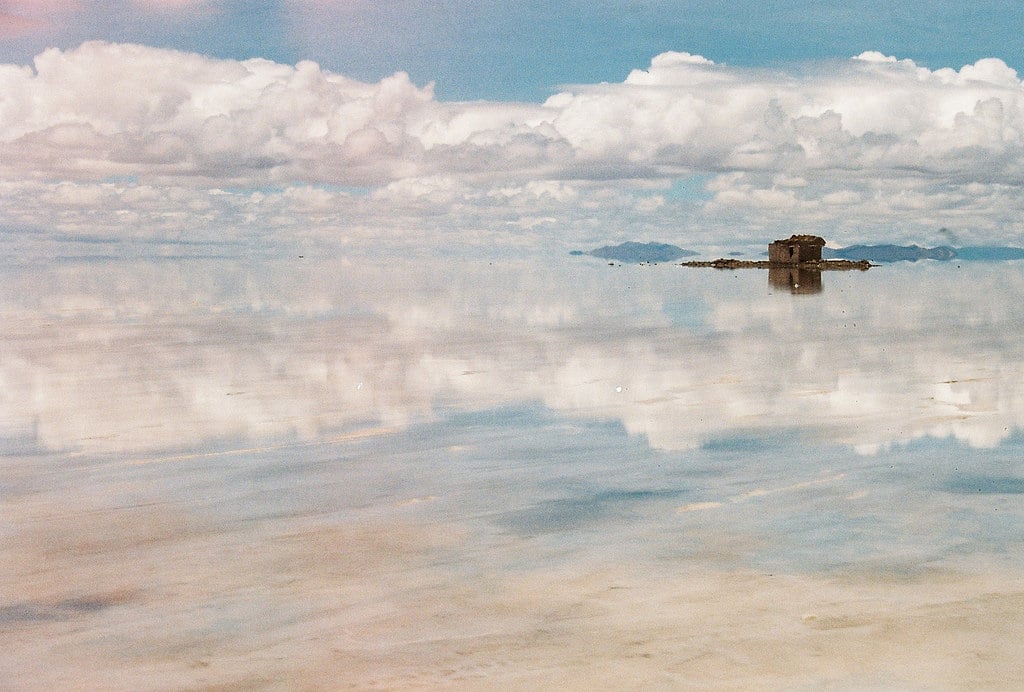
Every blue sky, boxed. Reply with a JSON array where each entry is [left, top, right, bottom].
[[3, 0, 1024, 250], [4, 0, 1024, 101]]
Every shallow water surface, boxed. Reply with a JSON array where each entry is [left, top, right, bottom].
[[3, 255, 1024, 688]]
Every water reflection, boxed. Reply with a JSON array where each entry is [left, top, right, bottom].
[[768, 265, 823, 294], [5, 254, 1024, 687], [1, 257, 1022, 455]]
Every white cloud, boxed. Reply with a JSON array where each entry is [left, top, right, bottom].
[[6, 42, 1024, 185], [0, 42, 438, 185], [4, 42, 1024, 244]]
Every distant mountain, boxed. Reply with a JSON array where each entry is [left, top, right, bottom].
[[573, 241, 698, 263], [823, 245, 956, 262], [954, 246, 1024, 261], [823, 245, 1024, 262]]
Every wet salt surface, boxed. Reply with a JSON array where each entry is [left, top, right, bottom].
[[3, 255, 1024, 688]]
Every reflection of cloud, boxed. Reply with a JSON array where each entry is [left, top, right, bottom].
[[676, 473, 846, 513], [3, 258, 1024, 454]]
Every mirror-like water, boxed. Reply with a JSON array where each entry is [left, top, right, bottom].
[[4, 255, 1024, 687]]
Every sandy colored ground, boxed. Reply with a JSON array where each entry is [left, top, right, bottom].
[[4, 492, 1023, 690]]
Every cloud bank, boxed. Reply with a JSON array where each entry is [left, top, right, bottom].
[[3, 42, 1024, 244], [5, 42, 1024, 185]]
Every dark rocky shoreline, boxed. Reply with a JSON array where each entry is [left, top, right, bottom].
[[680, 258, 872, 271], [575, 240, 1024, 266]]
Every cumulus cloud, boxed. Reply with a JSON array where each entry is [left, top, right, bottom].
[[4, 41, 1024, 242], [0, 42, 440, 185], [5, 41, 1024, 185]]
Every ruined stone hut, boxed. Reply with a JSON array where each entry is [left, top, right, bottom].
[[768, 235, 825, 264]]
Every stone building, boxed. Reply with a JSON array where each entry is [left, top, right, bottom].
[[768, 235, 825, 264]]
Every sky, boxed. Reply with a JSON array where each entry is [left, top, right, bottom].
[[3, 0, 1024, 251], [5, 1, 1024, 102]]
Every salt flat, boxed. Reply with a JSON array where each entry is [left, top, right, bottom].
[[3, 254, 1024, 689]]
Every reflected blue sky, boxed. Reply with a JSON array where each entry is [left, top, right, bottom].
[[4, 253, 1024, 686]]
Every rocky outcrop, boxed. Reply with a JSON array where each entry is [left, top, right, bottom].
[[680, 258, 872, 270]]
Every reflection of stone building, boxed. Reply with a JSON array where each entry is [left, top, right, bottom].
[[769, 266, 822, 294], [768, 235, 825, 264]]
